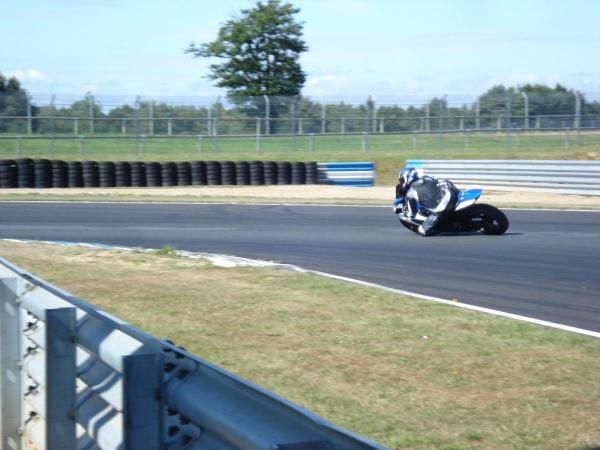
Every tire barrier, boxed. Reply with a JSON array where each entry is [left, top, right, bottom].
[[34, 159, 52, 188], [191, 161, 207, 186], [51, 160, 68, 188], [235, 161, 249, 185], [176, 162, 191, 186], [115, 161, 131, 187], [291, 161, 306, 185], [220, 161, 236, 185], [249, 160, 264, 185], [145, 162, 161, 187], [130, 161, 146, 187], [82, 160, 99, 188], [0, 159, 335, 188], [67, 161, 83, 188], [16, 158, 34, 188], [206, 161, 221, 186], [99, 161, 115, 188], [263, 161, 277, 185], [160, 162, 177, 187], [277, 161, 292, 185], [0, 160, 16, 189]]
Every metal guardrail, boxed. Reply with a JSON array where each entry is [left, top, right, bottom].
[[406, 160, 600, 195], [0, 257, 388, 450], [318, 162, 375, 187]]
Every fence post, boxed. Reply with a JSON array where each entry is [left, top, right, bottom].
[[87, 92, 95, 134], [50, 94, 56, 159], [45, 307, 77, 450], [521, 92, 529, 129], [310, 133, 315, 152], [16, 135, 21, 157], [475, 101, 480, 131], [291, 97, 297, 153], [341, 117, 346, 134], [506, 92, 512, 150], [321, 103, 326, 134], [0, 277, 22, 450], [197, 135, 204, 155], [74, 118, 79, 136], [362, 132, 369, 153], [138, 135, 145, 158], [371, 99, 377, 133], [149, 101, 154, 136], [264, 95, 270, 135], [26, 93, 33, 135], [575, 92, 582, 145], [122, 118, 127, 135], [167, 119, 173, 136], [79, 135, 85, 157], [298, 118, 303, 135]]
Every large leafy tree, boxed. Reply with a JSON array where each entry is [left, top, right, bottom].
[[0, 72, 35, 132], [186, 0, 308, 99]]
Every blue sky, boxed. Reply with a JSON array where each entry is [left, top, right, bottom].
[[3, 0, 600, 104]]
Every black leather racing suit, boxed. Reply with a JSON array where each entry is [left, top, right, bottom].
[[404, 176, 459, 236]]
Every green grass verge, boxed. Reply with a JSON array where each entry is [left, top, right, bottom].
[[2, 131, 599, 185], [1, 241, 598, 450]]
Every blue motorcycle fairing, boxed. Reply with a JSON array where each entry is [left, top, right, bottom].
[[457, 189, 482, 204]]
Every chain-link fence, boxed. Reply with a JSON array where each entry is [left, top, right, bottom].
[[1, 91, 599, 158]]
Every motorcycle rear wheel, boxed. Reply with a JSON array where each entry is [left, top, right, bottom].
[[461, 204, 509, 235]]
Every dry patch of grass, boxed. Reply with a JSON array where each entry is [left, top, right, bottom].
[[1, 241, 598, 450]]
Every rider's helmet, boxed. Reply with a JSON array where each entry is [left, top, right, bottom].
[[398, 168, 420, 190]]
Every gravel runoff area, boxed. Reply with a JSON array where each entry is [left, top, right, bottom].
[[0, 185, 599, 209]]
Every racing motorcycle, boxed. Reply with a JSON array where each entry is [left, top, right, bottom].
[[394, 188, 509, 235]]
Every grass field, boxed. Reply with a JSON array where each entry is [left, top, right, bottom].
[[2, 131, 599, 185], [1, 241, 598, 450]]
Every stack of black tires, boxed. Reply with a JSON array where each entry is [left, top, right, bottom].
[[0, 159, 320, 189]]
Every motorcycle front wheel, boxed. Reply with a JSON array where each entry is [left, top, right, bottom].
[[460, 204, 509, 235]]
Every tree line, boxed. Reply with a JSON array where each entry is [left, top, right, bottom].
[[1, 0, 599, 134]]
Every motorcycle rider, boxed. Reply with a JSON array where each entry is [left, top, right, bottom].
[[394, 167, 459, 236]]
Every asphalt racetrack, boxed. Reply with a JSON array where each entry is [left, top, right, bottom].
[[1, 202, 599, 332]]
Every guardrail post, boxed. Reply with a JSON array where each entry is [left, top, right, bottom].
[[0, 278, 23, 450], [45, 307, 77, 450], [79, 135, 85, 157], [123, 353, 163, 450]]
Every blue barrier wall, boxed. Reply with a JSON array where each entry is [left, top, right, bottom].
[[318, 162, 375, 187]]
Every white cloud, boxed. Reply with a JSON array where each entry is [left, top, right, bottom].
[[6, 69, 49, 82]]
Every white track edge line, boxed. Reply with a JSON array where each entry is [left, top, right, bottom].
[[4, 238, 598, 339], [301, 270, 600, 339]]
